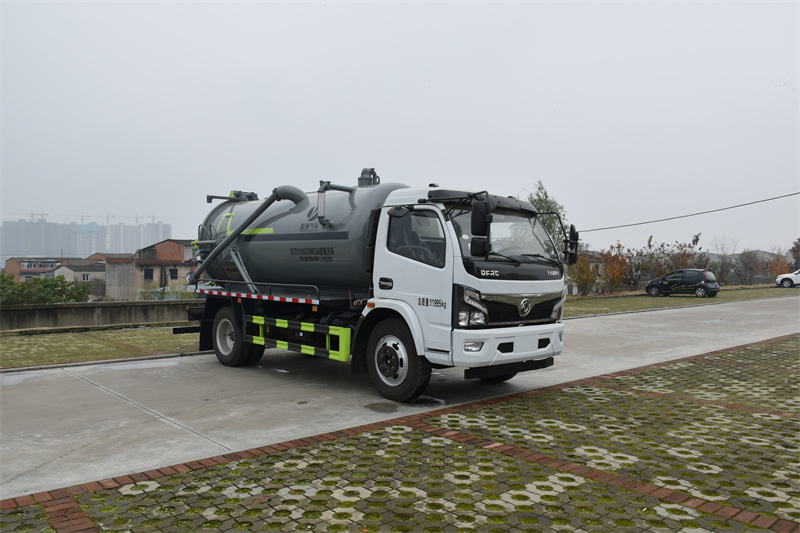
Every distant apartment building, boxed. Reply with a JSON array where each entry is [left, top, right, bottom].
[[0, 218, 171, 264]]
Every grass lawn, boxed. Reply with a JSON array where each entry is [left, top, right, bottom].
[[564, 285, 798, 317]]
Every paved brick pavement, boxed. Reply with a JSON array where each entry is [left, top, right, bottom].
[[2, 334, 798, 532]]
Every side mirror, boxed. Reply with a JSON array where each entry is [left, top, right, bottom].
[[565, 224, 579, 265], [470, 237, 491, 257], [471, 200, 492, 237], [567, 251, 578, 266]]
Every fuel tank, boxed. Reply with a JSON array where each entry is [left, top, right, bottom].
[[196, 177, 408, 297]]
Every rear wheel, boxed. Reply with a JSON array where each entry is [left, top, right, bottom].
[[212, 307, 262, 366], [781, 278, 794, 288], [367, 319, 431, 402], [694, 286, 707, 298], [647, 286, 661, 297]]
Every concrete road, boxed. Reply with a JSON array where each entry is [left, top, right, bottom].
[[1, 296, 798, 499]]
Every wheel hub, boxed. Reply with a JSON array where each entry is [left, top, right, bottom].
[[216, 319, 235, 355], [378, 346, 400, 377], [374, 335, 408, 386]]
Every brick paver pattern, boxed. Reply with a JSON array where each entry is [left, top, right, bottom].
[[2, 335, 798, 532]]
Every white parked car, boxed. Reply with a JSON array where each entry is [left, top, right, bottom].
[[776, 269, 800, 288]]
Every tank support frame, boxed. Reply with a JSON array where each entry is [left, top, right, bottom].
[[227, 245, 257, 294]]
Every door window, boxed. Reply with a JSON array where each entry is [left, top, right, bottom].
[[387, 210, 446, 268], [684, 271, 702, 282]]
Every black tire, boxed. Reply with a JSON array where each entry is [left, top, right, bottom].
[[647, 286, 661, 297], [781, 279, 794, 288], [694, 286, 707, 298], [480, 373, 517, 384], [366, 319, 431, 402], [212, 307, 261, 367], [246, 344, 265, 365]]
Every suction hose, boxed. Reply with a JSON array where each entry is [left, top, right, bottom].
[[189, 185, 307, 285]]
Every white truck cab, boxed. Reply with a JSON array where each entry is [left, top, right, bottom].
[[362, 186, 573, 400]]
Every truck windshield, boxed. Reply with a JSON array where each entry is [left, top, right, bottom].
[[451, 207, 560, 264]]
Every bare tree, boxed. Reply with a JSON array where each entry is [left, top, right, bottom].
[[710, 236, 738, 285], [733, 249, 761, 286]]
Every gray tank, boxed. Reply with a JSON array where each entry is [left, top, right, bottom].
[[195, 172, 408, 299]]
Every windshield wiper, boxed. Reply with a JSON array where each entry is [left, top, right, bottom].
[[520, 253, 561, 267], [444, 191, 487, 219], [486, 251, 521, 266]]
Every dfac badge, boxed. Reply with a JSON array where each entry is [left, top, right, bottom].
[[519, 298, 532, 317]]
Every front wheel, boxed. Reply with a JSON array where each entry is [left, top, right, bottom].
[[366, 319, 431, 402], [647, 286, 661, 297], [695, 286, 707, 298], [781, 279, 794, 288], [212, 307, 262, 367]]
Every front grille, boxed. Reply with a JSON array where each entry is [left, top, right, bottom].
[[484, 296, 561, 326]]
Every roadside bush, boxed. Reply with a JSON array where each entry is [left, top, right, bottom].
[[0, 273, 90, 305], [569, 253, 598, 296]]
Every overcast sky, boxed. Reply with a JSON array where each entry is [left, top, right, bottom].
[[2, 1, 798, 254]]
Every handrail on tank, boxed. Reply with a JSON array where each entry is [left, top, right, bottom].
[[317, 180, 358, 227], [189, 185, 307, 285]]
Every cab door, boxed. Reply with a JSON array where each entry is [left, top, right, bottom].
[[372, 207, 453, 353]]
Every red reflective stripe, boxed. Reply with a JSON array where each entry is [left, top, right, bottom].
[[197, 288, 317, 305]]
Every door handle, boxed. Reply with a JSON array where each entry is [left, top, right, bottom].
[[379, 277, 393, 290]]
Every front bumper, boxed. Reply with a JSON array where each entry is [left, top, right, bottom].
[[451, 322, 564, 367]]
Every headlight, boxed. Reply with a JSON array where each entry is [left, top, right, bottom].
[[455, 285, 488, 328], [550, 287, 567, 320], [470, 311, 487, 325], [464, 288, 488, 314]]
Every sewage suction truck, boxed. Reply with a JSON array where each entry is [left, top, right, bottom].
[[184, 168, 578, 401]]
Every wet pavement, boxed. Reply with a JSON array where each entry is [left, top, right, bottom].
[[2, 334, 798, 532]]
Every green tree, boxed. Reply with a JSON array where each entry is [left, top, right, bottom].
[[526, 180, 569, 245], [0, 274, 90, 305], [791, 238, 800, 269], [623, 241, 662, 291], [632, 234, 708, 279], [0, 272, 16, 304], [637, 236, 670, 280], [666, 233, 707, 270]]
